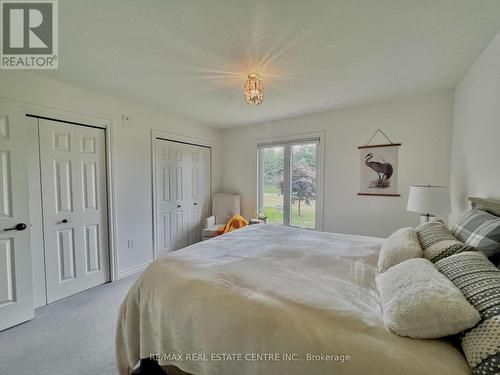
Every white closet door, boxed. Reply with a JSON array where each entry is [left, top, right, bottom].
[[155, 139, 210, 255], [187, 145, 210, 244], [39, 119, 109, 303], [0, 103, 34, 331], [173, 147, 189, 249], [156, 140, 188, 254], [156, 142, 174, 253]]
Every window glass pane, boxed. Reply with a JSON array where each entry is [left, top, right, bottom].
[[261, 146, 284, 224], [291, 143, 316, 229]]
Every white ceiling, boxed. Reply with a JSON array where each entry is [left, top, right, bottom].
[[36, 0, 500, 128]]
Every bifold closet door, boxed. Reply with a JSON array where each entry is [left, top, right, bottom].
[[0, 102, 34, 331], [156, 141, 189, 253], [155, 139, 210, 255], [39, 119, 109, 303], [186, 144, 210, 245]]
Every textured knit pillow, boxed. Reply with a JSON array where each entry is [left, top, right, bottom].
[[435, 252, 500, 375], [416, 221, 475, 263], [378, 227, 422, 273], [376, 258, 480, 339], [452, 209, 500, 258]]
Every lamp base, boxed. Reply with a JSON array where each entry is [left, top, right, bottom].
[[420, 214, 436, 225]]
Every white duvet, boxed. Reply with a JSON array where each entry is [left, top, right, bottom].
[[116, 224, 471, 375]]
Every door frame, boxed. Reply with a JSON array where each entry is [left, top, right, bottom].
[[151, 129, 213, 260], [18, 104, 118, 307], [30, 113, 117, 274]]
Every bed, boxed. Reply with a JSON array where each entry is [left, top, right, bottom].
[[116, 223, 474, 375]]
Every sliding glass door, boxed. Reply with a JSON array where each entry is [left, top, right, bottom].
[[258, 139, 319, 229], [259, 146, 285, 225]]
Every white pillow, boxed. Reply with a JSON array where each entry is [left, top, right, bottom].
[[376, 258, 480, 339], [378, 227, 422, 273]]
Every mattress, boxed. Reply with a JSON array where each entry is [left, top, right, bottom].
[[116, 224, 471, 374]]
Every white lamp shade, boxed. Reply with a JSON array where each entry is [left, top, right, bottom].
[[407, 185, 451, 215]]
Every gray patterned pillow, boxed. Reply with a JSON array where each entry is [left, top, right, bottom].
[[416, 221, 475, 263], [462, 317, 500, 375], [452, 209, 500, 258], [435, 252, 500, 375]]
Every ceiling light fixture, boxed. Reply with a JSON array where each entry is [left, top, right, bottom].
[[244, 73, 263, 105]]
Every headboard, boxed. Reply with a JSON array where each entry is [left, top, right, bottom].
[[469, 197, 500, 217]]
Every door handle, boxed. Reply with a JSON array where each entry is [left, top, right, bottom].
[[58, 219, 68, 224], [177, 205, 182, 208], [4, 223, 27, 232], [194, 203, 197, 206]]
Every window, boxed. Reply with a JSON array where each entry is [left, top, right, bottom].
[[257, 138, 321, 230]]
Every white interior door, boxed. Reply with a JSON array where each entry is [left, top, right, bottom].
[[187, 145, 210, 244], [39, 119, 109, 303], [0, 103, 34, 331], [156, 140, 188, 254], [155, 139, 210, 255], [173, 147, 189, 250]]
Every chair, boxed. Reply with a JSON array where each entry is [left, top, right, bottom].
[[202, 193, 241, 240]]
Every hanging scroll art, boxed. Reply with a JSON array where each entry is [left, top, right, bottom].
[[358, 129, 401, 197]]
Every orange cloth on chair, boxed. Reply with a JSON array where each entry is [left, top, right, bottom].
[[215, 214, 248, 236]]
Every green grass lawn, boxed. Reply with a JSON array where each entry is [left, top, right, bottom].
[[263, 191, 315, 229], [264, 185, 280, 194]]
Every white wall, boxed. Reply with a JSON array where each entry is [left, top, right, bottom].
[[450, 30, 500, 223], [0, 72, 221, 284], [222, 91, 454, 238]]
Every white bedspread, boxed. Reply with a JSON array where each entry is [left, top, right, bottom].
[[116, 224, 471, 375]]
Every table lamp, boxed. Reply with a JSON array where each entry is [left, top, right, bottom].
[[407, 185, 451, 224]]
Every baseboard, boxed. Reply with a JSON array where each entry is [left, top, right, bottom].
[[118, 261, 151, 279]]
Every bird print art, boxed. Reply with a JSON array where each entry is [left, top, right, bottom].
[[358, 142, 400, 196], [364, 152, 393, 188]]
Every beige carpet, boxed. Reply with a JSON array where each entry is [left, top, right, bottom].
[[0, 274, 139, 375]]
